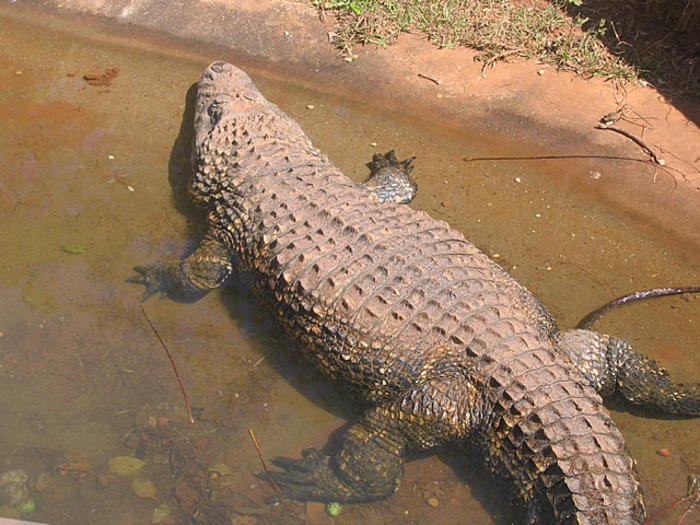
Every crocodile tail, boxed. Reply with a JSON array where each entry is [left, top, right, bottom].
[[488, 396, 644, 522], [481, 346, 645, 523]]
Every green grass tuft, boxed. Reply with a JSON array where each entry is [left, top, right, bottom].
[[315, 0, 699, 97]]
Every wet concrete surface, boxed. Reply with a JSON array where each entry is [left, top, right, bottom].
[[0, 6, 698, 525]]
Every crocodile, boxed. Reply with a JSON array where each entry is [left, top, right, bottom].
[[130, 61, 699, 524]]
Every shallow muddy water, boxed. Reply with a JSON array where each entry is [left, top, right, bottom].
[[0, 8, 698, 525]]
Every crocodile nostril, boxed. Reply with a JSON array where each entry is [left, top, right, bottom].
[[210, 61, 231, 73]]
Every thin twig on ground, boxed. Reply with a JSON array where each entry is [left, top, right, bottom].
[[417, 72, 441, 85], [595, 123, 662, 164], [479, 49, 519, 76]]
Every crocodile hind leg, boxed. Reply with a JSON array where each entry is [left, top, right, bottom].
[[269, 407, 407, 502], [128, 234, 232, 300], [269, 373, 476, 502], [552, 329, 699, 416]]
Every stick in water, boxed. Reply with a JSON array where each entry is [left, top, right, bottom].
[[139, 302, 195, 423], [249, 428, 295, 515]]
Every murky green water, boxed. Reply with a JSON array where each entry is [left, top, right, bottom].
[[0, 8, 697, 525]]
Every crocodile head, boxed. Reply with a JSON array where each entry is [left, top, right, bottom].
[[192, 61, 268, 152]]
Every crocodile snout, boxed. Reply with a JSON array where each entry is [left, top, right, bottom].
[[210, 61, 233, 73]]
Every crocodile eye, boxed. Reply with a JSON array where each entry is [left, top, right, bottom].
[[207, 100, 224, 127]]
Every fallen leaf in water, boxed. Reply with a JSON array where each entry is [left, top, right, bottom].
[[83, 68, 119, 87], [208, 463, 232, 476], [60, 243, 87, 254], [108, 456, 145, 475]]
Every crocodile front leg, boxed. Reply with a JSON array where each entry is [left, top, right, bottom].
[[360, 150, 417, 204], [553, 328, 699, 415], [128, 234, 233, 300]]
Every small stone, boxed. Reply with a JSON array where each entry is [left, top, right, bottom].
[[108, 154, 115, 160], [16, 498, 36, 514], [492, 253, 501, 258], [0, 470, 29, 505], [96, 473, 115, 488], [151, 454, 169, 466], [326, 502, 342, 516], [589, 170, 602, 180], [0, 505, 20, 519], [131, 477, 157, 499], [369, 142, 378, 147], [234, 516, 258, 525], [537, 69, 545, 76], [657, 159, 665, 166], [124, 432, 141, 449], [427, 497, 440, 507], [657, 448, 670, 456], [514, 177, 522, 183], [305, 104, 314, 110], [441, 201, 449, 208], [152, 503, 171, 523], [535, 213, 542, 218], [34, 473, 51, 492]]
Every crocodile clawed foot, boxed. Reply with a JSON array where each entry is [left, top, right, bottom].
[[362, 150, 418, 204], [266, 448, 352, 502], [126, 264, 171, 300]]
